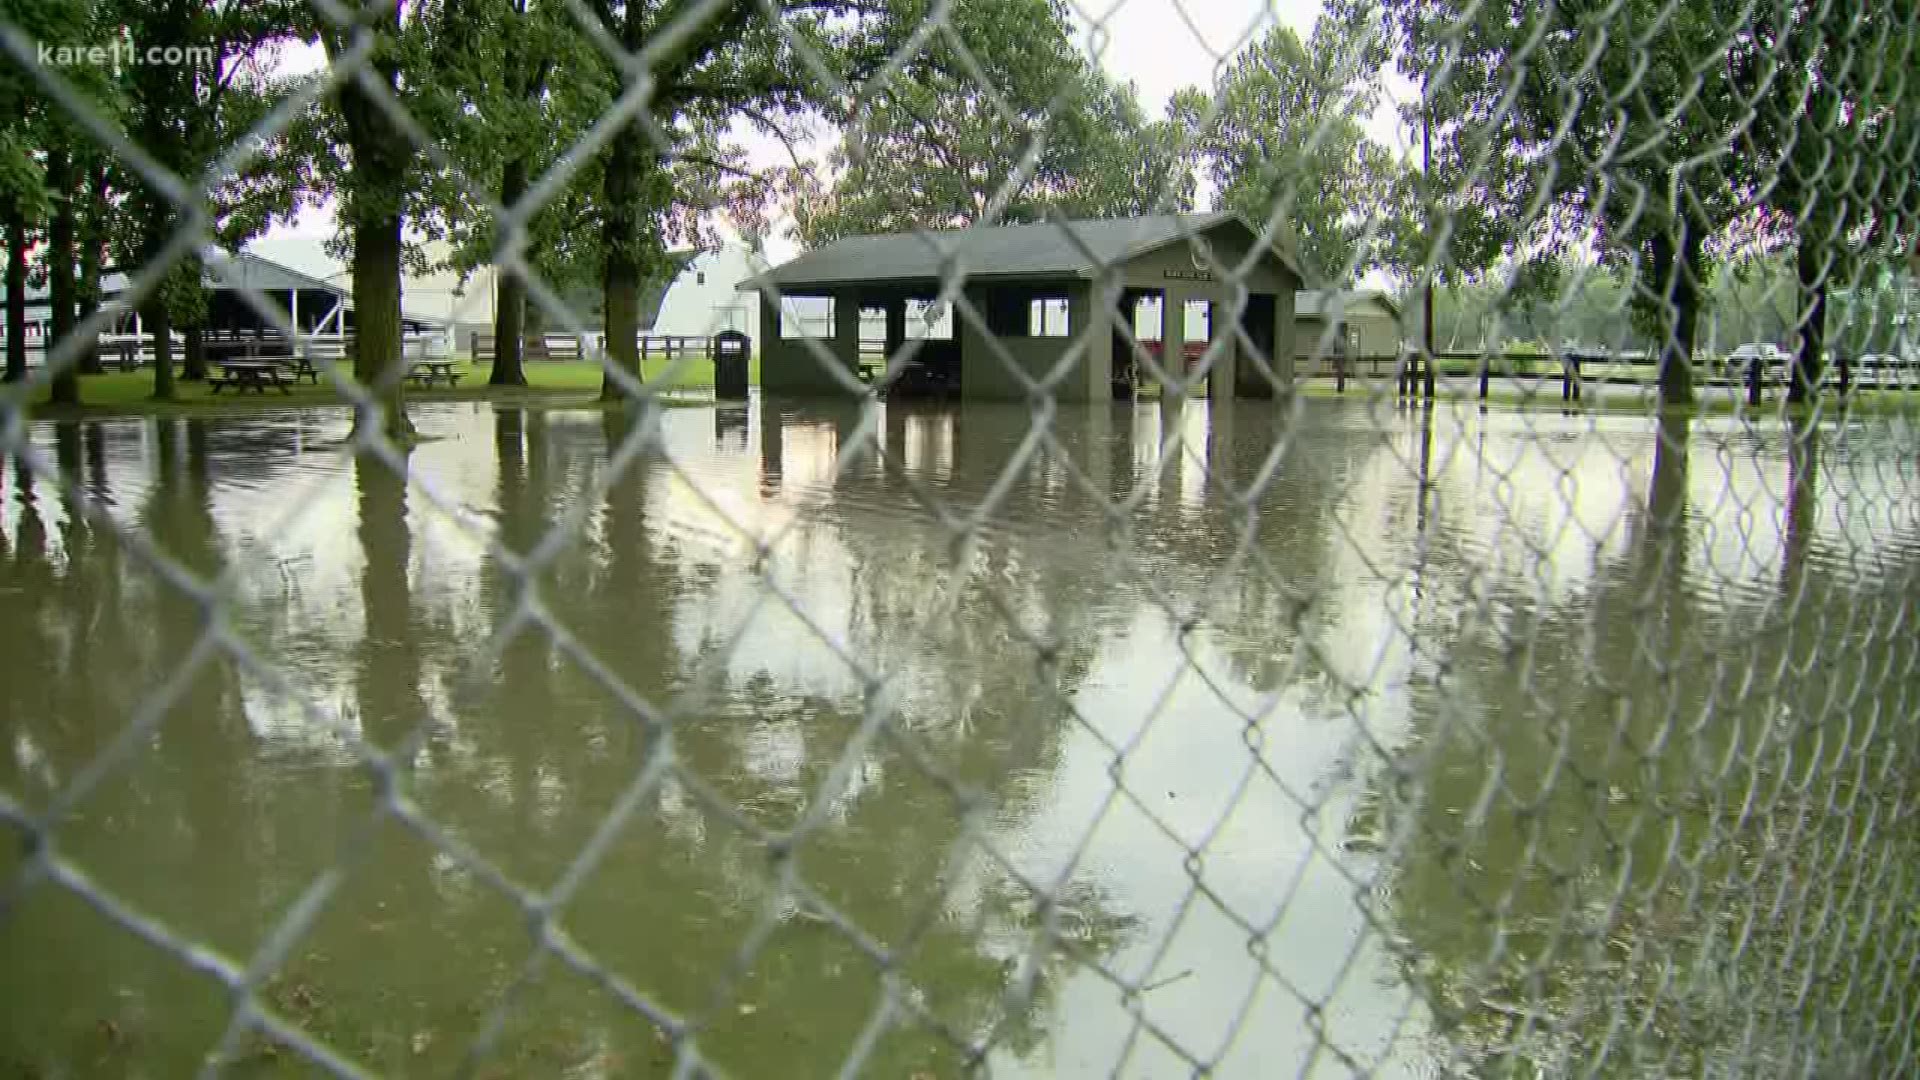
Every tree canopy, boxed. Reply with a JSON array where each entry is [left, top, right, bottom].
[[5, 0, 1915, 417], [793, 0, 1193, 245], [1735, 0, 1920, 399], [1172, 8, 1411, 286], [1380, 0, 1768, 404]]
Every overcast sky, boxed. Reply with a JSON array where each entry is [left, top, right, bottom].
[[1080, 0, 1313, 113]]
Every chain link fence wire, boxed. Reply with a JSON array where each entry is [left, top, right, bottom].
[[2, 0, 1919, 1076]]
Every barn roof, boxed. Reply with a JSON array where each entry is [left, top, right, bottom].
[[24, 249, 452, 328], [26, 250, 351, 305]]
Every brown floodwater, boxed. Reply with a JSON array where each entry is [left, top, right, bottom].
[[2, 397, 1916, 1077]]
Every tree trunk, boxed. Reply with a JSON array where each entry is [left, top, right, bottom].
[[77, 174, 104, 376], [598, 0, 656, 404], [353, 446, 424, 748], [5, 201, 25, 384], [600, 127, 646, 402], [184, 324, 207, 382], [490, 156, 530, 387], [140, 214, 178, 401], [178, 258, 208, 382], [47, 149, 80, 407], [1649, 226, 1698, 408], [1669, 228, 1701, 408], [602, 249, 641, 401], [145, 300, 174, 403], [1788, 238, 1826, 405], [351, 205, 413, 442], [327, 4, 415, 443]]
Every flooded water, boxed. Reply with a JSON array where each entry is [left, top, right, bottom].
[[2, 397, 1917, 1077]]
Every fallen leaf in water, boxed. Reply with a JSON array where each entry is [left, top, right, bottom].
[[738, 1003, 758, 1016]]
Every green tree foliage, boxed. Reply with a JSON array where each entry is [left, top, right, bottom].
[[1382, 0, 1766, 406], [792, 0, 1193, 246], [415, 0, 603, 387], [0, 0, 59, 385], [581, 1, 943, 400], [111, 0, 302, 401], [306, 0, 432, 442], [1738, 1, 1920, 403], [1399, 249, 1897, 365], [1172, 9, 1411, 285], [7, 0, 122, 406]]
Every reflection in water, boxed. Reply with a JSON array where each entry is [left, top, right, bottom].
[[355, 446, 424, 750], [1365, 408, 1920, 1076], [1781, 413, 1818, 600], [0, 399, 1916, 1077]]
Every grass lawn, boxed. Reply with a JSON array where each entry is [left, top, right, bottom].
[[7, 352, 1905, 423], [4, 354, 760, 420]]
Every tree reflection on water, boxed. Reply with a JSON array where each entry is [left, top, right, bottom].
[[2, 400, 1914, 1077], [1360, 410, 1920, 1076], [0, 404, 1139, 1077]]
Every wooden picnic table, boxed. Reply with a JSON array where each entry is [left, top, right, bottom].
[[209, 360, 293, 395], [252, 355, 321, 385], [407, 359, 462, 387]]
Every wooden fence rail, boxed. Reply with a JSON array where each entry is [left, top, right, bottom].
[[34, 331, 444, 373], [1300, 350, 1919, 397], [470, 333, 713, 364]]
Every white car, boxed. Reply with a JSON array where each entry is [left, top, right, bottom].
[[1721, 342, 1788, 379], [1727, 342, 1787, 364]]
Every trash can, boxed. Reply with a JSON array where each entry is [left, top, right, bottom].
[[711, 330, 751, 400]]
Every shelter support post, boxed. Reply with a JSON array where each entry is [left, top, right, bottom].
[[1272, 288, 1297, 401], [833, 288, 861, 380], [1161, 286, 1188, 412], [1069, 277, 1113, 404], [1207, 296, 1237, 404], [883, 297, 907, 359]]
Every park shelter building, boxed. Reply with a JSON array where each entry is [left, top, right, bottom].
[[740, 213, 1307, 400], [1294, 289, 1404, 361]]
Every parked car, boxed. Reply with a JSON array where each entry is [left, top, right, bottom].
[[1717, 341, 1787, 379], [1727, 342, 1786, 364]]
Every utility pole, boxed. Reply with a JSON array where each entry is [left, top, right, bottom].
[[1421, 82, 1437, 401]]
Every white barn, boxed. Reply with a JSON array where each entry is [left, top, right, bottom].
[[648, 244, 771, 338]]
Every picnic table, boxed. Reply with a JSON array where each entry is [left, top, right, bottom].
[[407, 360, 462, 388], [208, 360, 293, 395], [254, 355, 321, 384]]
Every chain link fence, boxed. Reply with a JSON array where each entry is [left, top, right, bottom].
[[3, 0, 1919, 1076]]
